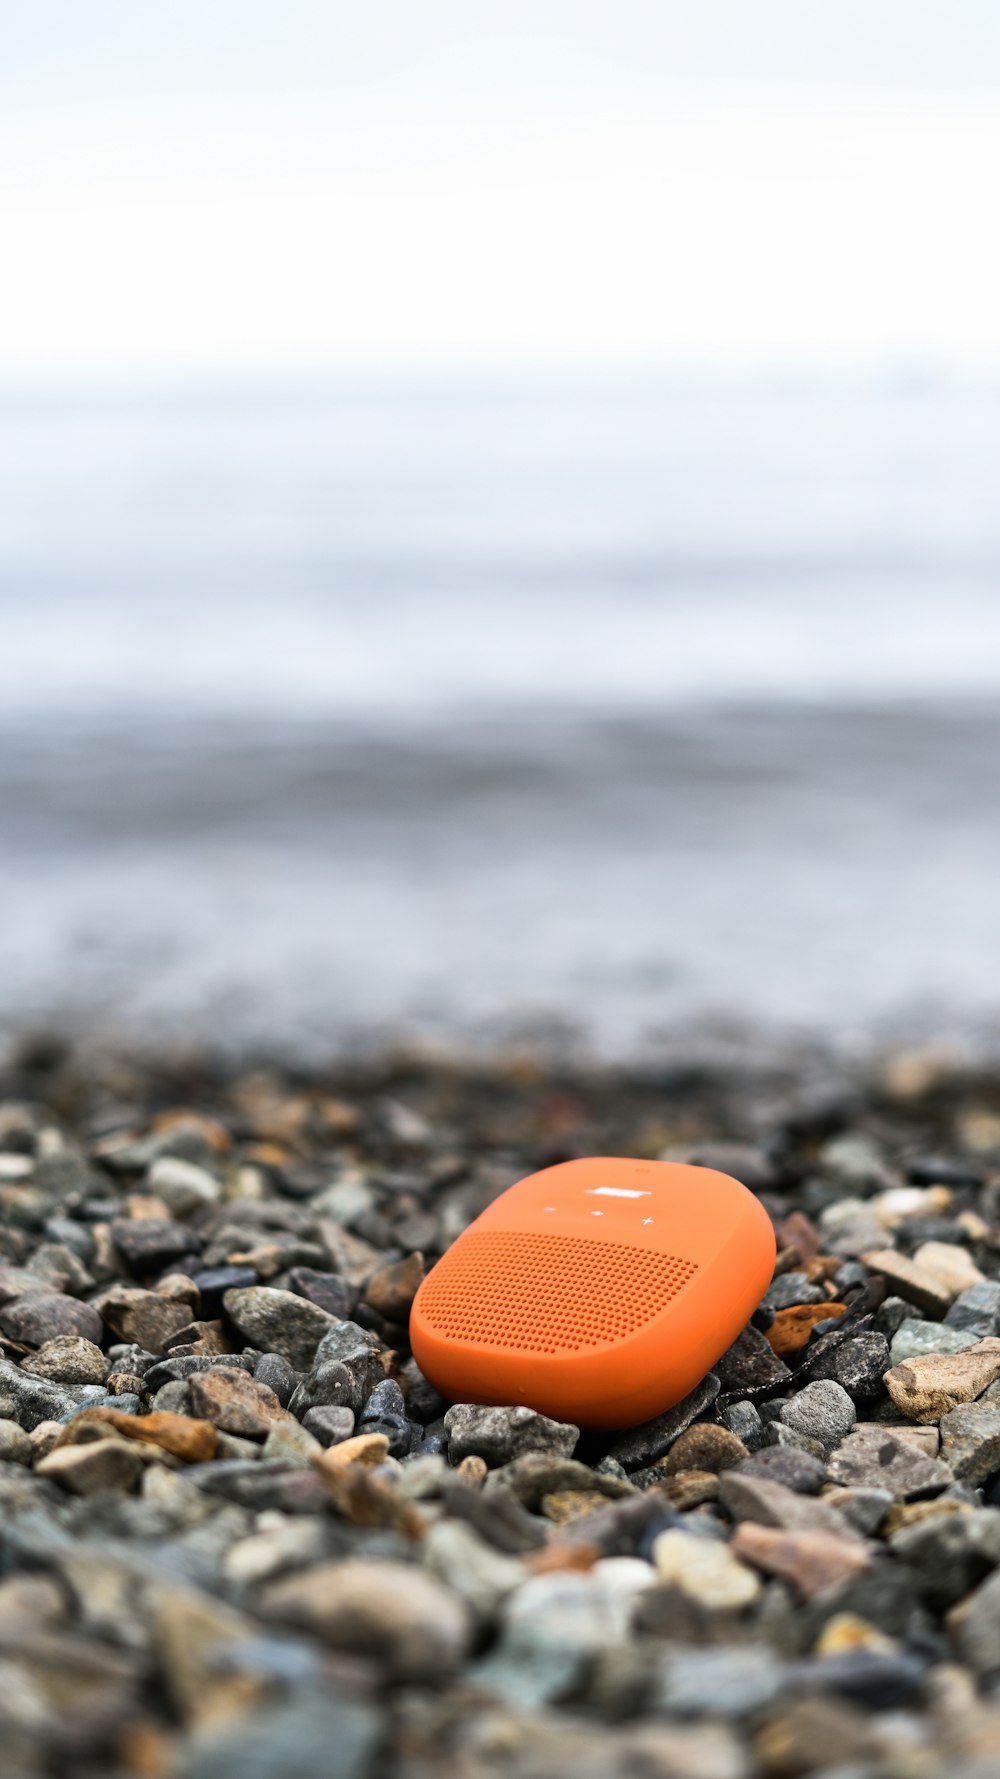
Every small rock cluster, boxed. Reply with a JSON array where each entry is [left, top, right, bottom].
[[3, 1037, 1000, 1777]]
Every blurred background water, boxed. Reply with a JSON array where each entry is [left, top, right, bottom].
[[4, 374, 1000, 1056]]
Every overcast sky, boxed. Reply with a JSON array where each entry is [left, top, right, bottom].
[[3, 2, 1000, 378]]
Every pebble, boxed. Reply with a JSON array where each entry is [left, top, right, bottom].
[[657, 1423, 749, 1476], [363, 1252, 425, 1320], [797, 1327, 891, 1401], [889, 1316, 978, 1365], [252, 1351, 298, 1406], [443, 1402, 579, 1466], [717, 1472, 859, 1538], [911, 1239, 985, 1298], [714, 1327, 792, 1398], [883, 1337, 1000, 1422], [37, 1434, 145, 1494], [423, 1517, 524, 1621], [606, 1372, 721, 1470], [735, 1446, 826, 1494], [4, 1044, 1000, 1777], [889, 1505, 1000, 1607], [0, 1419, 33, 1464], [652, 1527, 761, 1609], [97, 1285, 194, 1352], [947, 1565, 1000, 1674], [861, 1248, 953, 1318], [720, 1400, 764, 1450], [656, 1646, 786, 1719], [0, 1355, 102, 1430], [222, 1287, 337, 1369], [938, 1399, 1000, 1485], [111, 1215, 201, 1272], [188, 1368, 293, 1438], [301, 1405, 356, 1446], [767, 1303, 847, 1358], [778, 1379, 856, 1451], [826, 1425, 952, 1498], [731, 1523, 871, 1600], [285, 1266, 355, 1319], [60, 1404, 219, 1461], [944, 1279, 1000, 1337], [0, 1291, 104, 1347], [183, 1695, 380, 1779], [148, 1155, 222, 1215], [19, 1334, 109, 1384], [261, 1558, 469, 1679], [764, 1271, 825, 1310]]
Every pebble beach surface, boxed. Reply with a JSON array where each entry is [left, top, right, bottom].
[[4, 1036, 1000, 1778]]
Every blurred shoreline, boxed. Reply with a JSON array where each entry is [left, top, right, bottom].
[[3, 379, 1000, 1058]]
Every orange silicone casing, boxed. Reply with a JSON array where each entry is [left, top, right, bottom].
[[409, 1156, 775, 1429]]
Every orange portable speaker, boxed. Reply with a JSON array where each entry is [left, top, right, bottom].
[[410, 1156, 775, 1429]]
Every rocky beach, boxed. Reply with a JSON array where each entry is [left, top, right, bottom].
[[3, 1033, 1000, 1778]]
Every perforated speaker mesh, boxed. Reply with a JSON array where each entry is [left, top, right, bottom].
[[417, 1229, 698, 1355]]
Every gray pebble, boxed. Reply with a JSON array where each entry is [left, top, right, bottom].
[[779, 1379, 856, 1452], [254, 1352, 298, 1407]]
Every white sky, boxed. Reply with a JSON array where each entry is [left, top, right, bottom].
[[3, 1, 1000, 378]]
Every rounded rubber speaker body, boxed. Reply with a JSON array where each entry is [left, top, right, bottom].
[[410, 1156, 775, 1429]]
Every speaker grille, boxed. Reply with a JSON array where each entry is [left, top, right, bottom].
[[417, 1229, 698, 1355]]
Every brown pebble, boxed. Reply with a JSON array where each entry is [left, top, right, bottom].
[[364, 1252, 425, 1321], [776, 1210, 822, 1260], [311, 1460, 426, 1535], [657, 1469, 720, 1509], [312, 1431, 390, 1474], [883, 1338, 1000, 1423], [767, 1303, 847, 1357], [456, 1454, 488, 1487], [188, 1367, 293, 1438], [659, 1423, 749, 1475], [731, 1522, 871, 1600], [541, 1489, 608, 1524], [526, 1542, 599, 1573], [55, 1406, 218, 1464]]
